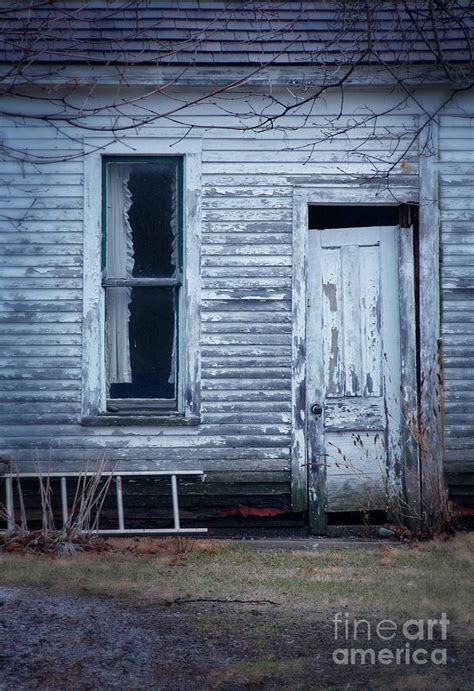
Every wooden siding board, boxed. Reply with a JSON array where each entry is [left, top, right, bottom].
[[202, 311, 292, 322], [440, 114, 474, 485]]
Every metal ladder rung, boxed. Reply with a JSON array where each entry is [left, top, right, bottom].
[[116, 476, 125, 531], [61, 476, 68, 527]]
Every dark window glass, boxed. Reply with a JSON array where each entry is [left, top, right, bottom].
[[127, 163, 178, 278], [103, 157, 181, 406], [107, 287, 176, 400]]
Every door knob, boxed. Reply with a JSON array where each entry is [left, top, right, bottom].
[[311, 403, 323, 417]]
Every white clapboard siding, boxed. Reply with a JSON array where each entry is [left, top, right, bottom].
[[439, 114, 474, 482], [0, 92, 422, 505]]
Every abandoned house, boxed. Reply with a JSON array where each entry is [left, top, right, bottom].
[[0, 1, 473, 533]]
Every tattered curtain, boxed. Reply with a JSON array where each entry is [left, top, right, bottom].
[[105, 164, 134, 384]]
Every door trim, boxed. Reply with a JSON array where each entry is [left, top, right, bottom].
[[290, 180, 439, 521]]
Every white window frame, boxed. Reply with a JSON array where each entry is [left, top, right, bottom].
[[81, 137, 202, 424]]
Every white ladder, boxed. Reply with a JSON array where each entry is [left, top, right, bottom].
[[2, 470, 207, 535]]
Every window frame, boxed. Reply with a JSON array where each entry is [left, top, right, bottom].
[[82, 140, 202, 426], [102, 155, 183, 412]]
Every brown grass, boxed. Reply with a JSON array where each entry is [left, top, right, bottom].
[[0, 533, 472, 623], [104, 536, 228, 556]]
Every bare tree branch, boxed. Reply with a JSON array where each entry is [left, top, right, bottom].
[[0, 0, 471, 175]]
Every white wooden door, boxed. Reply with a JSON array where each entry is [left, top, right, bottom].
[[306, 225, 415, 529]]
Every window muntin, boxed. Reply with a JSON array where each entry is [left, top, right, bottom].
[[102, 157, 183, 411]]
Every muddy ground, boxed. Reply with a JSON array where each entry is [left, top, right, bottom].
[[0, 585, 472, 690]]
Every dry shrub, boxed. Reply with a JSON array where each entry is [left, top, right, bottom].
[[0, 460, 115, 555], [328, 344, 456, 540], [384, 346, 456, 538]]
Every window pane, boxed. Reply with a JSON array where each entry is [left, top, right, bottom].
[[106, 160, 179, 278], [107, 287, 177, 400]]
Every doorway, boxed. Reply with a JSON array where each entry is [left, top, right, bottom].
[[305, 205, 418, 532]]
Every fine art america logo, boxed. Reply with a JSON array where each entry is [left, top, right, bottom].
[[332, 613, 449, 666]]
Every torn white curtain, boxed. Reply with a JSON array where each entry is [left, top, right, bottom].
[[106, 165, 134, 384], [168, 180, 178, 385]]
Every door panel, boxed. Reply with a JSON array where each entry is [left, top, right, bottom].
[[307, 226, 409, 523], [321, 238, 383, 398]]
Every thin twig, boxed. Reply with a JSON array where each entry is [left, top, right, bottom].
[[171, 597, 280, 606]]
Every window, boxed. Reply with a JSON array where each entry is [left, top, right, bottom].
[[102, 156, 183, 413]]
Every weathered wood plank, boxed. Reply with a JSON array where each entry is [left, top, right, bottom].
[[0, 208, 83, 221], [0, 311, 80, 323], [202, 413, 291, 424], [0, 334, 81, 345], [201, 401, 291, 413], [324, 400, 385, 431], [202, 244, 291, 256], [202, 197, 292, 209], [0, 443, 289, 461], [202, 233, 291, 245], [0, 278, 82, 290], [0, 302, 81, 315], [0, 429, 289, 446], [202, 367, 291, 379], [0, 356, 80, 367], [202, 256, 292, 267], [201, 333, 290, 345], [202, 149, 418, 164], [203, 278, 290, 289], [0, 369, 80, 381], [322, 247, 344, 396], [202, 357, 290, 369], [419, 121, 444, 524], [0, 162, 83, 174], [360, 245, 382, 397], [440, 210, 474, 222], [201, 390, 290, 402], [0, 197, 82, 210], [201, 221, 291, 233], [0, 322, 81, 334], [203, 295, 290, 309], [202, 162, 418, 176], [202, 310, 291, 322], [202, 322, 291, 334], [397, 224, 420, 520], [327, 475, 385, 511], [1, 456, 290, 473], [0, 392, 79, 403], [203, 186, 291, 197], [202, 379, 291, 391], [342, 245, 363, 396], [202, 208, 293, 222], [201, 345, 291, 356], [440, 150, 474, 162], [0, 255, 81, 267], [306, 227, 328, 534]]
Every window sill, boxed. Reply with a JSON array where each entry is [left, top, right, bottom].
[[81, 414, 201, 427]]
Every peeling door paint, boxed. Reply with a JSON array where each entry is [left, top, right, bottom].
[[307, 225, 405, 515]]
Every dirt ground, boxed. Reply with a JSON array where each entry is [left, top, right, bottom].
[[0, 584, 472, 690]]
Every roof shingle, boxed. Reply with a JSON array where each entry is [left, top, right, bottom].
[[0, 0, 472, 67]]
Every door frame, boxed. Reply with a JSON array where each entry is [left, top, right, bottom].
[[290, 173, 440, 530]]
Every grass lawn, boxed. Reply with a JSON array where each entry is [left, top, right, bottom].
[[0, 533, 472, 689]]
